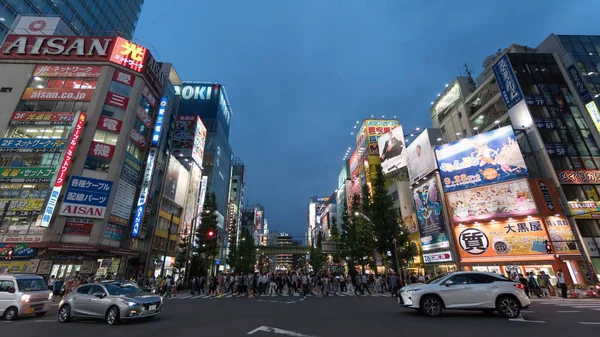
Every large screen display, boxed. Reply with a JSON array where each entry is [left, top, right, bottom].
[[435, 126, 527, 192]]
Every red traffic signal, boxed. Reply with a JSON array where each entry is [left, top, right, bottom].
[[5, 248, 14, 260], [208, 230, 214, 238], [544, 241, 553, 254]]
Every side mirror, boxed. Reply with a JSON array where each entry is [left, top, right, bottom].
[[8, 287, 15, 294], [93, 292, 106, 298], [443, 280, 454, 287]]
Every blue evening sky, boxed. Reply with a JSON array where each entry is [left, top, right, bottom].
[[134, 0, 597, 237]]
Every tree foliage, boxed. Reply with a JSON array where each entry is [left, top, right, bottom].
[[369, 165, 400, 269], [235, 228, 256, 274], [195, 193, 219, 276], [173, 234, 190, 278], [329, 217, 342, 263], [309, 232, 325, 274], [342, 193, 375, 273]]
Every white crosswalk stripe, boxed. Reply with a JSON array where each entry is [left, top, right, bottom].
[[166, 292, 394, 300], [533, 298, 600, 311]]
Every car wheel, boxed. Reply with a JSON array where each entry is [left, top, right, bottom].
[[420, 296, 443, 317], [496, 296, 520, 318], [58, 305, 72, 323], [35, 312, 47, 317], [3, 307, 17, 321], [106, 306, 120, 325]]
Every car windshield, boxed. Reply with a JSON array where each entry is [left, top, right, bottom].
[[17, 278, 47, 292], [105, 283, 142, 295], [424, 273, 450, 284]]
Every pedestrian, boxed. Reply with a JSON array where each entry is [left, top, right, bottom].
[[518, 274, 530, 298], [354, 274, 361, 295], [47, 275, 56, 292], [165, 276, 173, 298], [315, 276, 323, 298], [302, 274, 309, 297], [199, 276, 205, 294], [537, 271, 550, 297], [528, 272, 542, 298], [291, 273, 298, 293], [361, 273, 371, 295], [375, 276, 382, 293], [556, 269, 568, 298], [218, 273, 225, 298]]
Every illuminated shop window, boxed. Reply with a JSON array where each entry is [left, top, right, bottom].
[[93, 130, 119, 146], [126, 140, 144, 160], [16, 100, 89, 113], [4, 126, 70, 139], [0, 183, 50, 199], [0, 153, 61, 167], [29, 77, 97, 89]]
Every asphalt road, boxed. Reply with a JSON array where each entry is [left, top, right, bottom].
[[3, 294, 600, 337]]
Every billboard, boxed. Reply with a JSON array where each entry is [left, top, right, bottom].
[[63, 218, 94, 236], [557, 170, 600, 184], [358, 119, 400, 156], [10, 112, 76, 126], [183, 163, 202, 233], [109, 37, 147, 73], [21, 88, 93, 101], [88, 141, 115, 160], [131, 149, 156, 237], [455, 218, 551, 258], [567, 200, 600, 219], [349, 149, 359, 178], [446, 179, 538, 223], [378, 125, 406, 174], [492, 54, 524, 110], [0, 199, 44, 215], [567, 64, 592, 103], [33, 65, 102, 78], [544, 218, 579, 254], [12, 16, 63, 35], [151, 97, 169, 147], [192, 117, 207, 167], [173, 116, 198, 159], [40, 112, 86, 227], [0, 167, 55, 183], [435, 126, 527, 192], [59, 176, 113, 219], [407, 129, 443, 183], [110, 153, 141, 226], [0, 138, 66, 152], [413, 176, 450, 251], [130, 128, 147, 150]]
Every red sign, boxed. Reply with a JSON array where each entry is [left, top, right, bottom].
[[109, 37, 146, 73], [112, 69, 135, 86], [10, 112, 76, 125], [136, 105, 152, 127], [33, 65, 102, 78], [141, 85, 157, 107], [0, 35, 116, 61], [105, 91, 129, 108], [97, 116, 122, 133], [557, 170, 600, 184], [130, 129, 146, 149], [56, 114, 86, 187], [88, 141, 115, 160], [22, 88, 94, 101], [63, 221, 94, 236]]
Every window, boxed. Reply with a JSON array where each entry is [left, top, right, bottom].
[[5, 126, 70, 140], [109, 81, 132, 97], [0, 280, 15, 292], [93, 130, 119, 146], [126, 141, 143, 160], [391, 191, 399, 201], [102, 104, 126, 121], [88, 285, 105, 296], [16, 278, 47, 292], [447, 274, 469, 285], [76, 285, 92, 294], [468, 273, 501, 284]]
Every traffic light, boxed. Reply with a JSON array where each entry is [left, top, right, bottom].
[[208, 230, 214, 238], [5, 248, 13, 260], [153, 258, 158, 265], [544, 240, 553, 254]]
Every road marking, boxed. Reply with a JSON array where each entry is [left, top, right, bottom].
[[557, 310, 581, 313], [509, 315, 545, 323], [573, 305, 600, 309], [579, 322, 600, 325], [247, 326, 318, 336], [177, 295, 192, 299], [34, 320, 55, 323], [521, 310, 534, 313], [3, 321, 13, 323]]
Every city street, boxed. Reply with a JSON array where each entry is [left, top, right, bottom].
[[3, 295, 600, 337]]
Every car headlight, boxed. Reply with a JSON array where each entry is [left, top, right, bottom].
[[20, 294, 31, 303], [48, 292, 53, 300], [406, 289, 421, 293], [120, 299, 139, 306]]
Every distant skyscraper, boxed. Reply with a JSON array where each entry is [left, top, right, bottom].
[[0, 0, 144, 42]]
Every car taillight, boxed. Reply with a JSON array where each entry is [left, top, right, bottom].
[[514, 284, 525, 290]]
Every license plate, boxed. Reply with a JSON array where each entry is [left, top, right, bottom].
[[149, 305, 156, 311], [25, 308, 35, 314]]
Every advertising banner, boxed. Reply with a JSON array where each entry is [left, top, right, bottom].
[[151, 97, 168, 147], [349, 149, 359, 178], [173, 115, 197, 158], [88, 141, 115, 160], [33, 65, 102, 78], [0, 35, 118, 61], [544, 217, 579, 254], [404, 213, 419, 234], [21, 88, 94, 101], [0, 199, 44, 215], [110, 153, 141, 226], [423, 251, 453, 264], [136, 105, 152, 128], [435, 126, 528, 192], [0, 167, 55, 183], [40, 112, 86, 227], [455, 218, 551, 258], [59, 176, 113, 219], [363, 119, 400, 156], [557, 170, 600, 184], [105, 91, 129, 109], [131, 148, 157, 237], [109, 37, 147, 73], [567, 64, 592, 103], [142, 86, 157, 107], [130, 128, 147, 150], [446, 179, 538, 222], [0, 138, 66, 152], [567, 200, 600, 219], [183, 163, 202, 232], [97, 115, 122, 133], [197, 175, 209, 217], [492, 54, 524, 110], [413, 176, 450, 251], [112, 69, 135, 86], [104, 223, 124, 241], [378, 125, 406, 174], [407, 129, 443, 183], [192, 116, 207, 167], [63, 218, 94, 236], [0, 261, 30, 273], [10, 112, 76, 125]]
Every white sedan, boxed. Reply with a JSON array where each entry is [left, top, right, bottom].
[[397, 271, 530, 318]]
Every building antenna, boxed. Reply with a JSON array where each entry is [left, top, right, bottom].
[[464, 63, 475, 85]]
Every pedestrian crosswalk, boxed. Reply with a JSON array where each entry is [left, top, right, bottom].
[[533, 298, 600, 311], [165, 291, 394, 300]]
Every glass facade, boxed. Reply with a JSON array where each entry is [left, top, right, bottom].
[[0, 0, 144, 42], [558, 35, 600, 99]]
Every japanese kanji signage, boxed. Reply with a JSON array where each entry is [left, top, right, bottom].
[[97, 116, 122, 133], [109, 37, 147, 73], [110, 153, 141, 226], [455, 218, 550, 258], [105, 91, 129, 109], [0, 199, 45, 215], [129, 128, 147, 149], [112, 69, 135, 86], [40, 112, 86, 227], [21, 88, 94, 101], [136, 105, 152, 128], [0, 167, 56, 183], [0, 138, 66, 153], [88, 141, 115, 160], [492, 54, 524, 110], [544, 218, 580, 254], [33, 65, 102, 78], [142, 85, 157, 107], [63, 218, 94, 236], [10, 112, 76, 125], [151, 97, 168, 147], [59, 176, 113, 219], [557, 170, 600, 184], [131, 148, 156, 238], [567, 200, 600, 219]]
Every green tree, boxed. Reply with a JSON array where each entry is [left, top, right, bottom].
[[329, 217, 342, 263], [344, 193, 375, 274], [195, 193, 219, 276], [369, 165, 401, 271], [236, 228, 256, 274], [173, 234, 190, 278], [395, 218, 418, 279], [309, 232, 325, 274], [227, 219, 239, 271]]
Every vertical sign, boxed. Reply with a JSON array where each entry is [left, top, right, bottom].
[[151, 97, 168, 147], [567, 64, 592, 103], [40, 112, 86, 227], [131, 149, 156, 237], [492, 54, 524, 110]]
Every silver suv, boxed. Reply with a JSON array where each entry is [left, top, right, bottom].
[[0, 274, 53, 321], [58, 281, 163, 325]]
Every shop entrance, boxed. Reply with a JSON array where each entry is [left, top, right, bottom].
[[50, 264, 81, 279]]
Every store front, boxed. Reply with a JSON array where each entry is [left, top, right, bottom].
[[422, 250, 458, 277]]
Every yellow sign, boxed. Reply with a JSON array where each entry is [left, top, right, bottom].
[[0, 199, 45, 215], [0, 260, 29, 273], [567, 200, 600, 219]]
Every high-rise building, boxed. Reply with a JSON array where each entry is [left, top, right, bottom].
[[275, 233, 293, 270], [0, 0, 144, 42]]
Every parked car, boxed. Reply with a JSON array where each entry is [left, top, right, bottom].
[[58, 281, 163, 325], [397, 271, 530, 318], [0, 274, 53, 321]]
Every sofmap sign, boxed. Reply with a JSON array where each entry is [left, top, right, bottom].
[[492, 54, 523, 110], [151, 97, 168, 147], [567, 65, 592, 103], [175, 85, 213, 100], [59, 176, 113, 219], [131, 149, 157, 237], [40, 113, 86, 227]]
